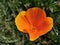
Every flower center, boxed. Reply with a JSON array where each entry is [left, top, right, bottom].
[[32, 27, 36, 30], [32, 25, 37, 30]]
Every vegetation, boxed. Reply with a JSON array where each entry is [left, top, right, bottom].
[[0, 0, 60, 45]]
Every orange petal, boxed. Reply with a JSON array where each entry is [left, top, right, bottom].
[[28, 29, 41, 41], [28, 17, 53, 41], [15, 11, 30, 33], [39, 17, 53, 33], [25, 7, 46, 26]]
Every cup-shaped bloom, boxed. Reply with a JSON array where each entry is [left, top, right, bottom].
[[15, 7, 53, 41]]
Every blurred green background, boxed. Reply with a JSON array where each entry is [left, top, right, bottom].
[[0, 0, 60, 45]]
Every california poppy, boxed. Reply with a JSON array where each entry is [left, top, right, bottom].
[[15, 7, 53, 41]]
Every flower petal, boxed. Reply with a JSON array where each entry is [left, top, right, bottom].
[[15, 11, 30, 33], [28, 17, 53, 41], [28, 29, 41, 41], [39, 17, 53, 33], [26, 7, 46, 26]]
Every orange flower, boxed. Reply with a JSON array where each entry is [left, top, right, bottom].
[[15, 7, 53, 41]]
